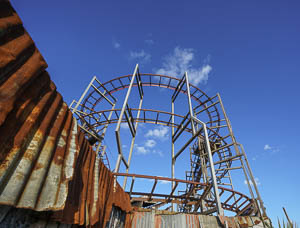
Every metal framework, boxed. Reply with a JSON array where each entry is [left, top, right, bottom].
[[70, 64, 266, 217]]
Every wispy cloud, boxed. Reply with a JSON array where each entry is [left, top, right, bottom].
[[129, 50, 151, 64], [244, 177, 261, 186], [134, 139, 163, 157], [155, 47, 212, 85], [136, 146, 149, 155], [264, 144, 272, 150], [145, 139, 156, 148], [145, 39, 154, 45], [113, 41, 120, 49], [263, 144, 280, 153], [145, 126, 169, 141], [253, 144, 280, 160]]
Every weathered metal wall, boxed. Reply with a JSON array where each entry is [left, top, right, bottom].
[[0, 1, 131, 227], [0, 205, 79, 228], [126, 211, 271, 228]]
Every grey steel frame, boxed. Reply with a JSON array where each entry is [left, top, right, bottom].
[[70, 66, 266, 217]]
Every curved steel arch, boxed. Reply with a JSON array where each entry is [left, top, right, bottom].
[[80, 74, 221, 134], [76, 107, 233, 179], [114, 173, 255, 216]]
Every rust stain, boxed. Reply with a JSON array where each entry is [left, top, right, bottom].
[[0, 1, 132, 227]]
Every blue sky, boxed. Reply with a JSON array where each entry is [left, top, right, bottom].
[[12, 0, 300, 225]]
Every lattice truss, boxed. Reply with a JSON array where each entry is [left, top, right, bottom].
[[69, 64, 266, 217]]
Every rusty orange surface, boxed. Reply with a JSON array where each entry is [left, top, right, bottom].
[[0, 1, 131, 227]]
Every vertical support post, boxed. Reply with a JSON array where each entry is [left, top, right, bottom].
[[97, 104, 116, 153], [185, 72, 223, 215], [217, 93, 240, 154], [115, 64, 139, 172], [192, 117, 223, 215], [123, 98, 143, 189], [171, 101, 175, 211], [240, 157, 255, 201], [185, 72, 196, 135], [202, 121, 224, 215]]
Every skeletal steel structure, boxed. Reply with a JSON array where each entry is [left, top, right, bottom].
[[70, 64, 266, 217]]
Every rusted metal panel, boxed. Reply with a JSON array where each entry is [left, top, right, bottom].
[[130, 211, 155, 228], [128, 211, 271, 228], [0, 205, 78, 228], [106, 206, 127, 228], [0, 1, 132, 227]]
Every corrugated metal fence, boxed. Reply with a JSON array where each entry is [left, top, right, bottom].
[[127, 211, 271, 228], [0, 1, 131, 227]]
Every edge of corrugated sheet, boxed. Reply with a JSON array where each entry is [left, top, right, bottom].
[[0, 1, 131, 227], [126, 211, 272, 228]]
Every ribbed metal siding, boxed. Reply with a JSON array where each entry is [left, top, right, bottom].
[[131, 212, 155, 228], [129, 212, 271, 228], [0, 1, 131, 227]]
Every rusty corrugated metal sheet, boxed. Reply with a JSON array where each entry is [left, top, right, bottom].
[[128, 211, 271, 228], [0, 1, 131, 227], [0, 205, 78, 228], [218, 215, 272, 228], [129, 212, 220, 228]]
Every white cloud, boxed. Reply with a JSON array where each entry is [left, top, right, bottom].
[[136, 146, 149, 155], [145, 139, 156, 148], [145, 39, 154, 45], [129, 50, 151, 63], [244, 177, 261, 186], [135, 142, 163, 157], [263, 144, 280, 153], [155, 47, 212, 85], [145, 126, 169, 140], [113, 41, 120, 49], [264, 144, 272, 150], [120, 122, 129, 129]]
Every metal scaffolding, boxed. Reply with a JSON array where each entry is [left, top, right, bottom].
[[70, 64, 266, 217]]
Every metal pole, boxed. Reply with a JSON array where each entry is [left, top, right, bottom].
[[202, 123, 223, 215], [115, 64, 139, 132], [192, 117, 224, 215], [176, 74, 223, 215], [240, 144, 267, 216], [123, 98, 143, 189], [240, 158, 255, 202], [115, 64, 139, 171], [97, 105, 116, 153], [185, 72, 196, 135], [171, 101, 175, 211], [217, 93, 240, 155], [217, 93, 264, 213], [72, 76, 96, 113]]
